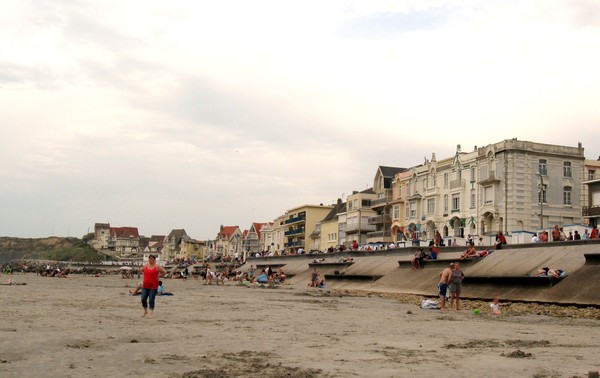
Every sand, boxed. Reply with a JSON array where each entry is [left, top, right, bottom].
[[1, 274, 599, 378]]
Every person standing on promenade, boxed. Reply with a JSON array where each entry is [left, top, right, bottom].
[[449, 262, 464, 310], [140, 255, 167, 319], [438, 263, 453, 310]]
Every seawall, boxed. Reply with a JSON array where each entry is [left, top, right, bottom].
[[245, 240, 600, 306]]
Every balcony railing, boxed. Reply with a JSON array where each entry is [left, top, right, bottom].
[[367, 214, 392, 225], [284, 215, 306, 225], [366, 230, 392, 239], [284, 240, 305, 248], [284, 228, 305, 236], [345, 223, 377, 233], [583, 205, 600, 217]]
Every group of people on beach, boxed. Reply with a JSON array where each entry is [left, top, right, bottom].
[[437, 262, 465, 311], [436, 261, 501, 314]]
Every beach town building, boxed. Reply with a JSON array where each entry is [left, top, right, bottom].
[[312, 198, 346, 252], [366, 166, 408, 245], [91, 223, 111, 250], [178, 239, 207, 261], [89, 223, 141, 257], [258, 214, 287, 254], [162, 229, 191, 261], [582, 158, 600, 228], [242, 222, 267, 259], [282, 204, 334, 253], [214, 225, 243, 258], [342, 188, 377, 248], [389, 139, 585, 245]]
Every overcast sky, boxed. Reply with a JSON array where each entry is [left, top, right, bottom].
[[1, 0, 599, 240]]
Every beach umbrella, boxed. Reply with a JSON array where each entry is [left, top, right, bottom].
[[119, 266, 132, 271]]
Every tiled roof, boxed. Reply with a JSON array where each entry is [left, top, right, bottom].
[[219, 226, 238, 238], [110, 227, 139, 238]]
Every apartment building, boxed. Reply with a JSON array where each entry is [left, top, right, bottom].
[[366, 166, 408, 244], [390, 139, 585, 244], [341, 188, 377, 247], [283, 204, 333, 253]]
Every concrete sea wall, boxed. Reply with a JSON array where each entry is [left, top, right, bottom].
[[245, 240, 600, 306]]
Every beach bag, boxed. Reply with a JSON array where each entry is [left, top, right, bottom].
[[420, 299, 439, 309]]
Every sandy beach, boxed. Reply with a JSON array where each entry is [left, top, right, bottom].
[[1, 274, 599, 377]]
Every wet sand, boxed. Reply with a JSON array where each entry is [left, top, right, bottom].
[[0, 274, 599, 377]]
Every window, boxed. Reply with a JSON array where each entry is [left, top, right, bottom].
[[362, 199, 371, 207], [563, 162, 572, 178], [348, 201, 353, 211], [444, 173, 448, 188], [589, 170, 596, 181], [423, 178, 428, 190], [407, 182, 411, 195], [538, 159, 547, 175], [470, 166, 476, 181], [409, 202, 417, 218], [444, 194, 448, 213], [470, 193, 476, 208], [452, 194, 460, 211], [427, 198, 435, 214], [432, 173, 437, 187], [538, 184, 547, 204], [484, 186, 493, 205], [563, 186, 572, 205], [393, 205, 400, 220]]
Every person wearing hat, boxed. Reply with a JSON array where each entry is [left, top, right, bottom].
[[140, 255, 167, 319]]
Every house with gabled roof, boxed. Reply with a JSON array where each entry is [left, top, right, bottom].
[[242, 222, 267, 259], [214, 225, 243, 257], [162, 229, 191, 261], [367, 165, 408, 244], [108, 226, 141, 257]]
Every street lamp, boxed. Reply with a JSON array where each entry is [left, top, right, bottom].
[[536, 172, 544, 229]]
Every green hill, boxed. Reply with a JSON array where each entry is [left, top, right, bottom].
[[0, 237, 111, 263]]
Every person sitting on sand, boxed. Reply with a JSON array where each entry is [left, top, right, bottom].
[[460, 243, 478, 260], [490, 297, 501, 315], [129, 282, 142, 295], [157, 280, 173, 295]]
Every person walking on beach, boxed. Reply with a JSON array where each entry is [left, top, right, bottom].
[[438, 263, 453, 310], [449, 262, 464, 310], [140, 255, 167, 319]]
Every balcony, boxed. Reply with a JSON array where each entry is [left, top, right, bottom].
[[284, 215, 306, 225], [345, 223, 377, 234], [284, 228, 305, 236], [367, 214, 392, 225], [450, 179, 465, 189], [583, 205, 600, 217], [284, 240, 305, 248], [366, 230, 392, 239], [371, 190, 393, 208]]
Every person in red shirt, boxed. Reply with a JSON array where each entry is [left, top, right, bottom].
[[140, 255, 167, 319], [551, 225, 561, 241], [590, 225, 599, 239]]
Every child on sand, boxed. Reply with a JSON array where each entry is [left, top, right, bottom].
[[490, 297, 501, 315]]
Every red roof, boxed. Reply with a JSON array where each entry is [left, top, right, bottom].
[[218, 226, 238, 238], [253, 222, 267, 238], [110, 227, 139, 238]]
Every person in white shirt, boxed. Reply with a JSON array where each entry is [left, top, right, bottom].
[[490, 297, 501, 315]]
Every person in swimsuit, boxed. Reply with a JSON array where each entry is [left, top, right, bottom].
[[140, 255, 167, 319], [449, 262, 464, 310]]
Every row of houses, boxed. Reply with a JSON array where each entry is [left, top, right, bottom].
[[88, 138, 600, 260], [214, 138, 600, 256], [87, 225, 208, 262]]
